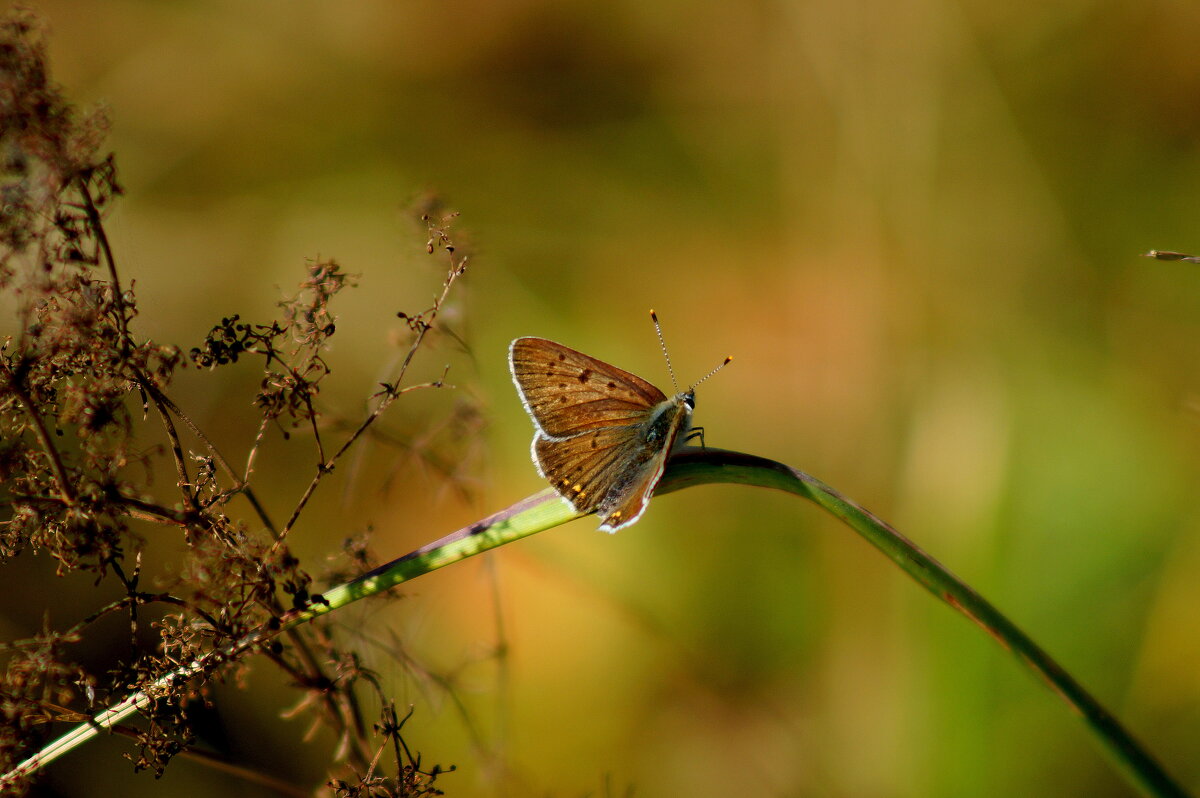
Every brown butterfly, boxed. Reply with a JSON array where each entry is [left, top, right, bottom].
[[509, 311, 730, 532]]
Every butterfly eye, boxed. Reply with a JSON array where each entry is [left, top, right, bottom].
[[684, 391, 696, 410]]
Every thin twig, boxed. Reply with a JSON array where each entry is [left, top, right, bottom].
[[79, 182, 272, 525], [142, 381, 277, 534], [242, 414, 272, 485], [105, 727, 312, 798], [269, 264, 464, 552], [2, 365, 76, 505], [7, 492, 192, 528], [75, 176, 128, 336], [74, 165, 371, 771], [136, 370, 196, 512]]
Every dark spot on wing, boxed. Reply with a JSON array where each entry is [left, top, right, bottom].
[[557, 383, 566, 389], [607, 381, 616, 389], [559, 396, 568, 403], [578, 369, 591, 383], [557, 353, 566, 361]]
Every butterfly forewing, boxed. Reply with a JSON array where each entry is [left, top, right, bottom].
[[510, 338, 666, 438]]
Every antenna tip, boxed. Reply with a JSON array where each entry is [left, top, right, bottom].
[[650, 309, 658, 321], [724, 356, 733, 364]]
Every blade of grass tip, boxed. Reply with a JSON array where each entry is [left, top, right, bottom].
[[656, 447, 1191, 798]]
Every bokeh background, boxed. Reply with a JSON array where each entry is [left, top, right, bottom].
[[5, 0, 1200, 795]]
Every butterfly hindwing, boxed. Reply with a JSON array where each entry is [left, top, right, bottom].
[[510, 338, 667, 438], [538, 423, 655, 503], [596, 456, 668, 532], [532, 395, 690, 531]]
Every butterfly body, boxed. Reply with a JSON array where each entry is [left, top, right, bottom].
[[510, 336, 697, 532]]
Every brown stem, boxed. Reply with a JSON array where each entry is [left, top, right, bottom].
[[75, 176, 126, 328], [270, 266, 462, 551], [7, 492, 191, 527], [142, 379, 277, 534], [2, 365, 76, 504]]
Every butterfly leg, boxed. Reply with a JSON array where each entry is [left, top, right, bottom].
[[684, 426, 705, 447]]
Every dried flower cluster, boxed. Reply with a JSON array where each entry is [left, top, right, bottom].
[[1, 11, 464, 796]]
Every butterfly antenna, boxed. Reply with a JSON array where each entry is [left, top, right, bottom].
[[690, 355, 733, 390], [650, 309, 681, 393]]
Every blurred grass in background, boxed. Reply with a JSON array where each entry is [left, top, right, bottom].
[[6, 0, 1200, 794]]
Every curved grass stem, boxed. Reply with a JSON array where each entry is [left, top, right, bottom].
[[3, 449, 1189, 798], [657, 448, 1191, 798]]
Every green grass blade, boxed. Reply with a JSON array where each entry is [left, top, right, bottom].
[[6, 449, 1189, 798], [291, 488, 576, 624], [0, 490, 577, 788], [657, 448, 1191, 798]]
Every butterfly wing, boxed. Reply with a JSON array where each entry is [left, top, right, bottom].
[[532, 394, 690, 532], [509, 337, 666, 438], [532, 424, 647, 514], [511, 337, 688, 532], [595, 455, 670, 532]]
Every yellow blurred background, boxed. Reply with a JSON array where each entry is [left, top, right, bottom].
[[6, 0, 1200, 795]]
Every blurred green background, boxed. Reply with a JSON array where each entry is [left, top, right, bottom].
[[7, 0, 1200, 795]]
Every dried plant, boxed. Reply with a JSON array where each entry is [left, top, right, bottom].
[[2, 9, 1192, 798], [0, 11, 465, 795]]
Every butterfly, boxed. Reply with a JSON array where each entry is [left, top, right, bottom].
[[509, 311, 730, 532]]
